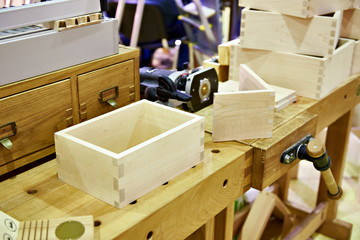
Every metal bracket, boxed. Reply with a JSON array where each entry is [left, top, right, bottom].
[[280, 134, 313, 164], [99, 86, 119, 108]]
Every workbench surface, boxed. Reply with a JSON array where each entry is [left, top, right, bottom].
[[1, 73, 359, 239]]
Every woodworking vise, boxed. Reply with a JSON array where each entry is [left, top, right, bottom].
[[281, 135, 342, 200], [139, 66, 218, 112]]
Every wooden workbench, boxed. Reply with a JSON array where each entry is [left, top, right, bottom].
[[0, 73, 359, 239]]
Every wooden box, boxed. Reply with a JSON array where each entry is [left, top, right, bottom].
[[238, 0, 353, 18], [55, 100, 204, 208], [341, 8, 360, 74], [240, 9, 342, 57], [213, 65, 275, 142], [229, 38, 355, 99]]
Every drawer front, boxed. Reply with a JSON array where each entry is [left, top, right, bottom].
[[0, 80, 72, 165], [78, 60, 136, 121]]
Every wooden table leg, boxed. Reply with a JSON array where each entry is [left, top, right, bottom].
[[215, 203, 235, 240]]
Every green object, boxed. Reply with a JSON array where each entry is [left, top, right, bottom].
[[55, 220, 85, 240], [0, 138, 13, 150], [357, 85, 360, 96]]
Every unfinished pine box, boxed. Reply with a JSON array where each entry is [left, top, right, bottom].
[[229, 38, 355, 99], [55, 100, 204, 208], [238, 0, 353, 18], [240, 9, 342, 57], [213, 65, 275, 142], [341, 8, 360, 74]]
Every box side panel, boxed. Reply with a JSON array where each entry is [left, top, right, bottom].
[[213, 91, 275, 142], [321, 39, 354, 99], [229, 44, 322, 99], [341, 8, 360, 40], [114, 119, 205, 208], [238, 0, 305, 17], [0, 19, 118, 86], [55, 134, 120, 206], [240, 9, 339, 57], [352, 40, 360, 75]]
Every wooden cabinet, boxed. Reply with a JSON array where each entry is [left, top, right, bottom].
[[0, 46, 139, 176]]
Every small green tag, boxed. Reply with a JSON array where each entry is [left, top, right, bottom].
[[357, 85, 360, 96]]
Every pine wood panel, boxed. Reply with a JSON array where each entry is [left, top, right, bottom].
[[341, 8, 360, 40], [0, 80, 72, 170], [240, 9, 342, 57]]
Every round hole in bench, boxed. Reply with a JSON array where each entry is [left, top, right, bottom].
[[27, 189, 38, 194], [212, 149, 220, 153], [94, 220, 101, 227], [163, 181, 168, 185], [344, 94, 347, 99], [147, 231, 153, 240], [223, 179, 228, 188]]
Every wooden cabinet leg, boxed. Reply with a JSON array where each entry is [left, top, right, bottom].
[[202, 217, 215, 240], [317, 110, 353, 220]]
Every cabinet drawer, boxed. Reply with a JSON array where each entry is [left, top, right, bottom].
[[78, 60, 136, 121], [0, 80, 72, 165]]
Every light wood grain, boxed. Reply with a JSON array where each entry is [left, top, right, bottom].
[[0, 132, 252, 239], [238, 0, 352, 18], [240, 9, 342, 57], [351, 40, 360, 75], [56, 100, 205, 208], [213, 65, 275, 142], [229, 38, 355, 99], [341, 8, 360, 40]]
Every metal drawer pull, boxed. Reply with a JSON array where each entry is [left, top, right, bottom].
[[0, 122, 17, 150], [99, 86, 119, 108]]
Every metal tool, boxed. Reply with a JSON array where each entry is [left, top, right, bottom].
[[140, 66, 218, 112], [281, 134, 343, 200]]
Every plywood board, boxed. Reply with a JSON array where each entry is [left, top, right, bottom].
[[240, 9, 342, 57], [229, 38, 355, 99], [238, 0, 353, 18]]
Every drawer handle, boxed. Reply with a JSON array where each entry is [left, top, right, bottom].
[[99, 86, 119, 108], [0, 122, 17, 150]]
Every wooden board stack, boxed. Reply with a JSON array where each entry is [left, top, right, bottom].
[[225, 0, 356, 100]]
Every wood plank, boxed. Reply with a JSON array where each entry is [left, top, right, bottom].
[[317, 219, 353, 240], [0, 133, 253, 239], [214, 203, 235, 240], [284, 202, 328, 240]]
